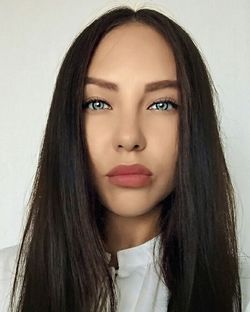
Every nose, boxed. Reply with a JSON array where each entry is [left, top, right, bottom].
[[113, 115, 146, 152]]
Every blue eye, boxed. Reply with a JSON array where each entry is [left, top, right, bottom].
[[149, 100, 178, 111], [82, 99, 111, 110], [82, 98, 178, 111]]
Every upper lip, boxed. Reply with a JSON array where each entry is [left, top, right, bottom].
[[107, 164, 152, 176]]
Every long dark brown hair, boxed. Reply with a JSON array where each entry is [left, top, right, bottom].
[[9, 5, 242, 312]]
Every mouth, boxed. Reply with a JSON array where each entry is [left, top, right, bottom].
[[107, 163, 152, 177], [107, 174, 152, 188]]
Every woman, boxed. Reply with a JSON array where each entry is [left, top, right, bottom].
[[0, 5, 249, 312]]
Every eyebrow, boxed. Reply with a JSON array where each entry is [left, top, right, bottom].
[[85, 77, 179, 92]]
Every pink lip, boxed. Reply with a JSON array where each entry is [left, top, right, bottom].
[[108, 174, 152, 187], [106, 164, 152, 188], [107, 164, 152, 176]]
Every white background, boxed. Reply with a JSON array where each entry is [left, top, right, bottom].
[[0, 0, 249, 256]]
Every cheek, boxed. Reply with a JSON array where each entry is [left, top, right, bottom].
[[84, 119, 109, 164], [150, 125, 179, 183], [150, 118, 179, 155]]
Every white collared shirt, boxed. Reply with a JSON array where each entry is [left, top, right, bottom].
[[1, 235, 250, 312], [105, 234, 168, 311]]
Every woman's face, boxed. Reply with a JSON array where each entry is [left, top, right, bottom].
[[83, 23, 179, 218]]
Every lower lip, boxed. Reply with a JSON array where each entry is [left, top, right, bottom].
[[107, 174, 152, 187]]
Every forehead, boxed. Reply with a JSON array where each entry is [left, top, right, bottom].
[[86, 23, 177, 85]]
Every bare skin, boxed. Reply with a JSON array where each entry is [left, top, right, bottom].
[[83, 22, 179, 266], [104, 203, 162, 268]]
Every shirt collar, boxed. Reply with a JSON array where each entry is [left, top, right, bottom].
[[105, 233, 161, 269]]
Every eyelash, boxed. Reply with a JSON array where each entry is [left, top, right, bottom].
[[82, 97, 179, 111]]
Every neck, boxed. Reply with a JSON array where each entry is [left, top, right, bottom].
[[104, 205, 161, 256]]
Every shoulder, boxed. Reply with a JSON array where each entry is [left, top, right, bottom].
[[239, 253, 250, 311], [0, 246, 249, 311], [0, 244, 20, 312]]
